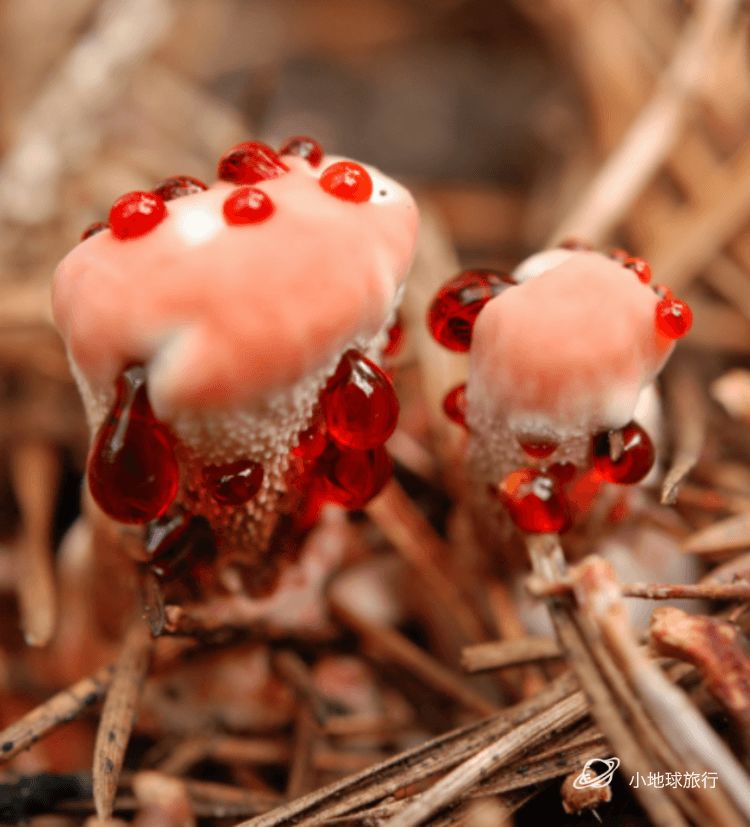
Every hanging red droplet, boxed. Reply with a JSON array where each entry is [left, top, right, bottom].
[[109, 191, 167, 240], [153, 175, 208, 201], [442, 384, 467, 426], [80, 220, 109, 241], [223, 186, 274, 225], [383, 315, 404, 357], [592, 421, 655, 484], [518, 437, 558, 458], [319, 443, 392, 509], [427, 270, 510, 352], [497, 468, 571, 533], [322, 350, 399, 450], [202, 459, 264, 505], [655, 297, 692, 339], [608, 248, 630, 264], [88, 366, 179, 523], [319, 161, 373, 203], [548, 462, 577, 484], [624, 256, 652, 284], [559, 238, 592, 251], [279, 135, 324, 167], [217, 141, 289, 184], [292, 418, 328, 462]]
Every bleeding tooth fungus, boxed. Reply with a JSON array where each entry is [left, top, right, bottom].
[[427, 246, 691, 535], [52, 138, 418, 595]]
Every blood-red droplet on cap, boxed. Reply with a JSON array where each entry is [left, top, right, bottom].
[[518, 438, 558, 459], [217, 141, 289, 184], [223, 186, 274, 225], [319, 443, 392, 509], [153, 175, 208, 201], [383, 315, 404, 357], [427, 270, 510, 352], [322, 350, 399, 450], [655, 297, 692, 339], [442, 384, 467, 426], [319, 161, 373, 203], [279, 135, 324, 167], [624, 256, 652, 284], [497, 468, 571, 533], [109, 191, 167, 240], [292, 418, 328, 462], [87, 366, 179, 523], [592, 421, 655, 484], [202, 459, 264, 506]]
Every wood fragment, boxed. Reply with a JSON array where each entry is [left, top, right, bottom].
[[661, 361, 708, 504], [0, 665, 114, 763], [9, 439, 61, 646], [683, 511, 750, 555], [461, 638, 561, 674], [93, 619, 153, 820]]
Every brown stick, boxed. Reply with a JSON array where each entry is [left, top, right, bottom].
[[461, 638, 561, 674], [9, 439, 61, 646], [93, 619, 153, 819], [0, 664, 114, 762], [622, 581, 750, 601]]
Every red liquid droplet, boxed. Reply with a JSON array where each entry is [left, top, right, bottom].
[[518, 438, 558, 458], [592, 421, 655, 484], [497, 468, 571, 533], [202, 459, 264, 506], [279, 135, 324, 167], [153, 175, 208, 201], [624, 256, 652, 284], [80, 220, 109, 241], [560, 238, 592, 251], [655, 297, 692, 339], [549, 462, 577, 484], [292, 419, 327, 461], [608, 248, 630, 264], [427, 270, 509, 352], [383, 315, 404, 357], [88, 366, 179, 523], [217, 141, 289, 184], [323, 350, 399, 450], [109, 191, 167, 240], [442, 384, 467, 426], [319, 161, 373, 203], [319, 443, 392, 509], [223, 186, 274, 225]]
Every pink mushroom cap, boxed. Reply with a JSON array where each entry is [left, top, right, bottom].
[[52, 156, 418, 419], [467, 251, 675, 441]]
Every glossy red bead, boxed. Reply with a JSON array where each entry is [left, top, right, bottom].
[[109, 191, 167, 240], [383, 315, 404, 357], [549, 462, 577, 484], [279, 135, 324, 167], [319, 161, 373, 203], [80, 220, 109, 241], [518, 438, 558, 459], [320, 443, 392, 509], [427, 270, 509, 352], [217, 141, 289, 184], [442, 384, 467, 426], [624, 256, 652, 284], [323, 350, 399, 450], [202, 459, 264, 505], [292, 419, 328, 461], [88, 366, 179, 523], [223, 186, 274, 225], [655, 297, 692, 339], [497, 468, 571, 534], [592, 421, 655, 484], [153, 175, 208, 201]]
